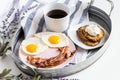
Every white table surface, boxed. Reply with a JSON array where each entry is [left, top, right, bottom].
[[0, 0, 120, 80]]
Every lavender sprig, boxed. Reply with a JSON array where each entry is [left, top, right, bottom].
[[0, 22, 20, 58], [0, 8, 21, 57]]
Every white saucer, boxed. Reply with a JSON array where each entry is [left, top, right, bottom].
[[67, 21, 109, 49]]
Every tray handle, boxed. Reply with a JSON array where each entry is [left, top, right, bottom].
[[90, 0, 114, 16], [6, 50, 38, 76]]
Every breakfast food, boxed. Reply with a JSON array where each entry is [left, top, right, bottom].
[[34, 32, 69, 47], [20, 37, 48, 55], [77, 24, 104, 46], [19, 32, 76, 68], [27, 46, 76, 68]]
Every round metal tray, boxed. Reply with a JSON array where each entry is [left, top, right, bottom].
[[12, 6, 111, 78]]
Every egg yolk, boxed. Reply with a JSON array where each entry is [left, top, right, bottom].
[[26, 44, 38, 53], [48, 35, 60, 44]]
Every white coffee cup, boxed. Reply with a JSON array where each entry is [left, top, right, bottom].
[[44, 3, 70, 32]]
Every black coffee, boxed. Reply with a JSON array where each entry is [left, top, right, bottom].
[[47, 9, 67, 19]]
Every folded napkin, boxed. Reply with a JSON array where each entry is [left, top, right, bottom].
[[0, 0, 91, 77]]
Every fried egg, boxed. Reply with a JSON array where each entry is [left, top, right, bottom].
[[20, 37, 48, 55], [35, 32, 69, 47]]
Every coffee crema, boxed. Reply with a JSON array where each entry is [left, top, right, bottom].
[[47, 9, 68, 19]]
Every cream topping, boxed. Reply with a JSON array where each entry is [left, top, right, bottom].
[[85, 24, 101, 36]]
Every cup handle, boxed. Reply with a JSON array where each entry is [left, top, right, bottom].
[[68, 4, 76, 16]]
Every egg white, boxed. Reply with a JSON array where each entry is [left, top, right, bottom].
[[35, 32, 69, 48], [20, 37, 48, 55]]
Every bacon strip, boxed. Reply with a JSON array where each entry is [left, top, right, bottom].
[[27, 46, 76, 68]]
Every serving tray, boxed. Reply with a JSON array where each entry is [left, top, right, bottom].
[[11, 5, 112, 78]]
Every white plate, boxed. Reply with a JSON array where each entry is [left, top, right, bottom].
[[67, 21, 109, 49], [19, 33, 76, 69]]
